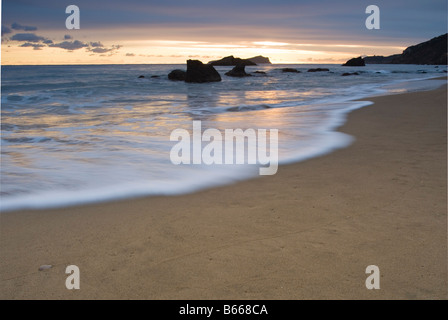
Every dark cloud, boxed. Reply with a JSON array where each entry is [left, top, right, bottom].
[[10, 33, 46, 42], [9, 29, 123, 55], [49, 40, 89, 50], [20, 42, 45, 50], [11, 22, 37, 31], [2, 25, 12, 36], [44, 39, 122, 54], [89, 41, 103, 47]]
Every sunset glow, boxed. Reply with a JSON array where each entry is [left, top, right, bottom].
[[1, 0, 446, 65]]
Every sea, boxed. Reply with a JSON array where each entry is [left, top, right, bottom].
[[1, 63, 446, 211]]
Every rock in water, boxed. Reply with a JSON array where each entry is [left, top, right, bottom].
[[281, 68, 300, 73], [307, 68, 330, 72], [185, 60, 221, 83], [138, 75, 145, 78], [168, 69, 186, 81], [225, 64, 252, 77], [252, 71, 268, 76], [342, 57, 365, 66]]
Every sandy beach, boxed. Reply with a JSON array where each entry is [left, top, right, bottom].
[[1, 82, 446, 300]]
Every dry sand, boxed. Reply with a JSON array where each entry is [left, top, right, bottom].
[[1, 83, 446, 300]]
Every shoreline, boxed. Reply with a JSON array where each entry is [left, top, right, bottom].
[[1, 82, 447, 299]]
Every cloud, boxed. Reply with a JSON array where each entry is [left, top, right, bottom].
[[125, 53, 135, 56], [2, 25, 12, 36], [45, 39, 122, 54], [10, 31, 123, 55], [87, 44, 122, 54], [49, 40, 89, 50], [11, 22, 37, 31], [20, 42, 45, 50], [89, 41, 103, 47], [10, 33, 46, 42], [88, 47, 113, 53]]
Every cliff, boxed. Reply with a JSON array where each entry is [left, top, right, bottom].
[[364, 34, 447, 65]]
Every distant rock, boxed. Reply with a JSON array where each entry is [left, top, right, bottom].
[[225, 64, 252, 77], [364, 34, 447, 65], [341, 72, 360, 76], [253, 71, 267, 75], [281, 68, 300, 73], [168, 69, 186, 81], [342, 57, 365, 66], [247, 55, 272, 64], [151, 75, 160, 78], [138, 75, 145, 78], [208, 55, 256, 66], [185, 60, 221, 83], [307, 68, 330, 72]]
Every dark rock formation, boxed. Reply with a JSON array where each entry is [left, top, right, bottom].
[[364, 54, 401, 64], [342, 57, 365, 66], [138, 75, 145, 78], [341, 72, 360, 76], [364, 34, 447, 65], [307, 68, 330, 72], [247, 55, 271, 64], [281, 68, 300, 73], [225, 64, 252, 77], [151, 75, 160, 78], [391, 33, 447, 65], [253, 71, 267, 75], [208, 55, 256, 66], [168, 69, 186, 81], [185, 60, 221, 83]]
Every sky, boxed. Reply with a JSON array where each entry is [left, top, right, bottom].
[[1, 0, 447, 65]]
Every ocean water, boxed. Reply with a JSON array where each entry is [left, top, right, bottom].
[[1, 63, 446, 211]]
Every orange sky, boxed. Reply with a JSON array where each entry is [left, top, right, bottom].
[[2, 35, 407, 65]]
